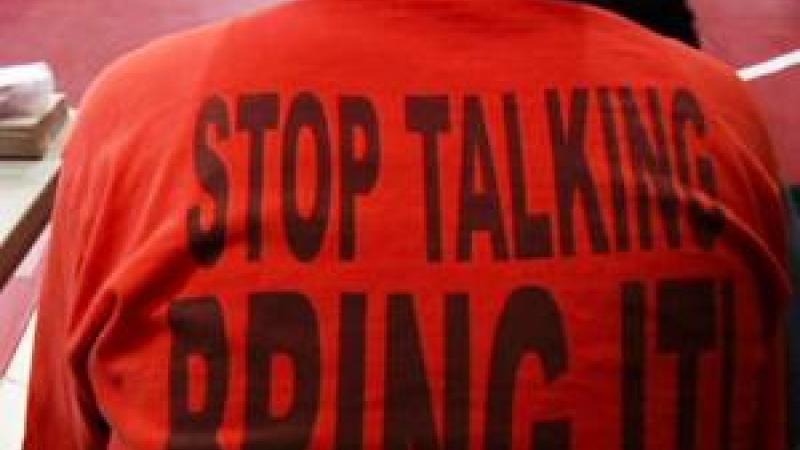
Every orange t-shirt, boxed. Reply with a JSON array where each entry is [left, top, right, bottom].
[[24, 1, 791, 449]]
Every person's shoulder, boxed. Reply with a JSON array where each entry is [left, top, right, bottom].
[[78, 1, 310, 121], [81, 18, 234, 113], [564, 0, 735, 78], [570, 1, 759, 129], [62, 15, 245, 185], [564, 2, 781, 187]]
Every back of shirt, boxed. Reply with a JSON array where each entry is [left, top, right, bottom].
[[25, 1, 790, 449]]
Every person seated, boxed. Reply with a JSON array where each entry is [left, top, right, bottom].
[[25, 1, 788, 449]]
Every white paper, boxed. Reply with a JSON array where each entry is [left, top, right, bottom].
[[0, 63, 55, 118]]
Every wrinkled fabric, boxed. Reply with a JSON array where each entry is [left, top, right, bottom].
[[25, 1, 789, 449]]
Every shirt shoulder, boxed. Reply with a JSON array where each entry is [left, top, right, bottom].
[[80, 18, 234, 121], [578, 2, 777, 171]]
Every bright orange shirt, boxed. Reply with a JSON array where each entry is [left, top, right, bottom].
[[24, 1, 790, 449]]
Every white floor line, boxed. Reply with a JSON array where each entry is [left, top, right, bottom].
[[0, 312, 37, 450], [738, 49, 800, 81]]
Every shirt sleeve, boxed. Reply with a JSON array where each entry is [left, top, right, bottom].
[[23, 64, 123, 450], [23, 22, 228, 449], [730, 77, 792, 450]]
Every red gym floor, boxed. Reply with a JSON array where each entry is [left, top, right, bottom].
[[0, 2, 797, 445]]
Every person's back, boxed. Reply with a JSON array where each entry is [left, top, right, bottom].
[[25, 1, 790, 449]]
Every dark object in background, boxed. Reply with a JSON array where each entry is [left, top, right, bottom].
[[787, 186, 800, 449], [576, 0, 700, 47]]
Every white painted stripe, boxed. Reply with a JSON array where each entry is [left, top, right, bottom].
[[738, 49, 800, 81], [4, 311, 37, 385], [0, 312, 36, 450], [14, 227, 48, 279]]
